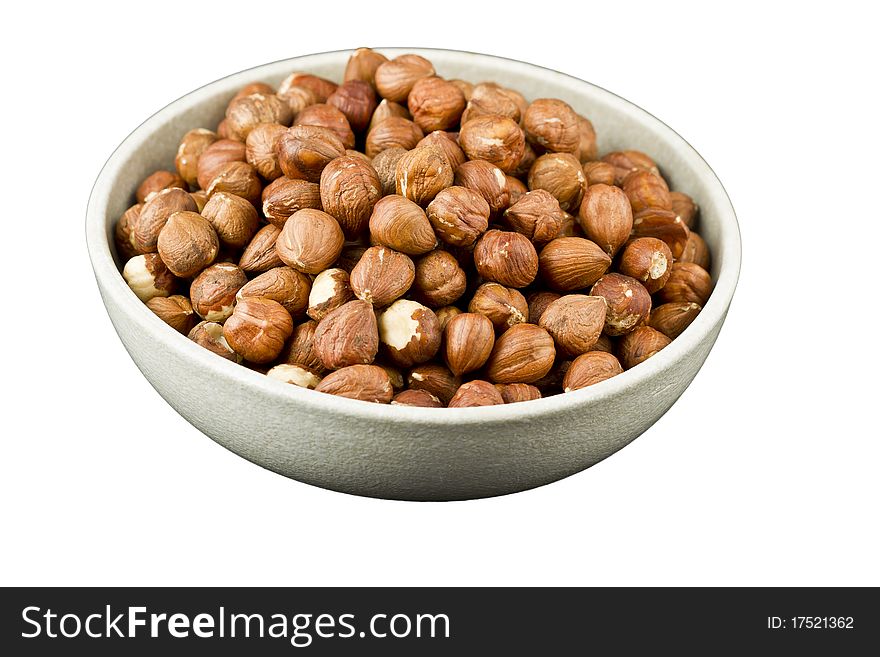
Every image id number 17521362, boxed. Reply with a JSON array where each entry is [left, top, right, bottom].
[[767, 617, 854, 630]]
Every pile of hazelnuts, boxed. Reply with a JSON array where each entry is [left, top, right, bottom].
[[116, 49, 713, 408]]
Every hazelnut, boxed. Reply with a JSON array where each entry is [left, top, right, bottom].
[[233, 82, 275, 101], [239, 224, 284, 273], [530, 360, 572, 394], [413, 250, 467, 307], [122, 253, 176, 302], [201, 192, 259, 249], [276, 208, 345, 274], [365, 116, 424, 158], [474, 229, 539, 288], [278, 72, 338, 103], [344, 47, 389, 87], [245, 122, 287, 181], [216, 119, 232, 140], [243, 360, 277, 375], [205, 161, 262, 206], [278, 85, 318, 116], [392, 389, 444, 408], [453, 160, 510, 214], [307, 268, 353, 320], [618, 326, 671, 370], [196, 139, 246, 191], [313, 299, 379, 369], [417, 131, 467, 170], [631, 208, 691, 260], [485, 323, 556, 384], [408, 364, 461, 405], [443, 312, 495, 376], [501, 86, 529, 119], [443, 243, 477, 273], [538, 237, 611, 292], [577, 183, 634, 256], [623, 169, 672, 213], [225, 93, 292, 141], [280, 320, 325, 374], [261, 177, 323, 227], [266, 364, 322, 389], [602, 150, 660, 186], [506, 176, 528, 205], [327, 80, 378, 133], [426, 186, 490, 248], [190, 191, 209, 212], [669, 191, 699, 228], [680, 231, 711, 270], [156, 211, 219, 278], [468, 282, 528, 330], [576, 115, 598, 163], [349, 245, 415, 307], [188, 321, 239, 361], [590, 274, 651, 336], [115, 204, 144, 260], [175, 129, 218, 187], [495, 383, 542, 404], [294, 103, 356, 149], [563, 352, 623, 392], [346, 149, 372, 162], [591, 333, 616, 354], [320, 156, 382, 238], [657, 262, 713, 306], [459, 115, 526, 173], [528, 153, 586, 212], [377, 363, 406, 391], [277, 125, 346, 183], [556, 211, 581, 237], [526, 291, 561, 325], [649, 302, 702, 340], [408, 76, 466, 132], [190, 262, 248, 321], [503, 189, 566, 243], [133, 187, 198, 253], [369, 195, 437, 255], [511, 142, 537, 179], [449, 79, 474, 101], [335, 245, 368, 273], [136, 170, 186, 204], [461, 83, 522, 124], [435, 305, 462, 332], [371, 147, 408, 196], [538, 294, 607, 356], [395, 146, 454, 206], [523, 98, 580, 154], [239, 266, 312, 317], [582, 161, 617, 186], [222, 297, 293, 364], [146, 295, 196, 334], [368, 99, 410, 132], [448, 380, 505, 408], [314, 365, 393, 403], [619, 237, 674, 293], [374, 54, 435, 102], [377, 299, 441, 367]]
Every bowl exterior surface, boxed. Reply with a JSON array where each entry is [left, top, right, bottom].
[[88, 49, 740, 500]]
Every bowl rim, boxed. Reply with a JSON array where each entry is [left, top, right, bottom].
[[86, 47, 741, 426]]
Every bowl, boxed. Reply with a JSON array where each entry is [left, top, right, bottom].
[[86, 48, 741, 501]]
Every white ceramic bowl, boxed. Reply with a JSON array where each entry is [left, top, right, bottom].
[[86, 48, 740, 501]]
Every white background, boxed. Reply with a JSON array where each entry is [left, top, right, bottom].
[[1, 1, 878, 586]]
